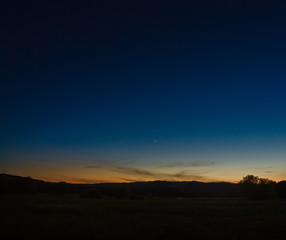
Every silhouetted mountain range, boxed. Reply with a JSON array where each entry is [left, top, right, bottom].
[[1, 173, 286, 199], [0, 173, 238, 197]]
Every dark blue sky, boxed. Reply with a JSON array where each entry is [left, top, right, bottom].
[[1, 0, 286, 182]]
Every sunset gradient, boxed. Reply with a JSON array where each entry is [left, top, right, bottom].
[[1, 1, 286, 183]]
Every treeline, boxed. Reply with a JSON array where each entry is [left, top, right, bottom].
[[238, 175, 286, 200], [1, 173, 286, 200]]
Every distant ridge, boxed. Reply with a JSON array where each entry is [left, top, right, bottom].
[[0, 173, 240, 198], [0, 173, 227, 184], [0, 173, 45, 182]]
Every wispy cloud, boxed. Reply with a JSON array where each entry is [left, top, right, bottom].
[[44, 175, 111, 184], [119, 178, 139, 182], [36, 158, 48, 163], [116, 166, 155, 177], [114, 166, 210, 182], [85, 165, 101, 169], [252, 166, 274, 173], [155, 161, 216, 168], [173, 170, 190, 178], [252, 166, 273, 170]]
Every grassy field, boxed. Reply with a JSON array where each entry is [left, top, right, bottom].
[[1, 195, 286, 239]]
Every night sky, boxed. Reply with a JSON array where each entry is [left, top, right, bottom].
[[1, 0, 286, 183]]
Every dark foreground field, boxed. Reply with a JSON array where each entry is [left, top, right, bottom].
[[1, 195, 286, 240]]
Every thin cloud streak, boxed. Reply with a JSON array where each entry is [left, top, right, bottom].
[[36, 158, 48, 163], [155, 161, 216, 168], [114, 166, 210, 182], [85, 165, 101, 169], [116, 166, 155, 177]]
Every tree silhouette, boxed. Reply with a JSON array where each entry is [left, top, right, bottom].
[[238, 175, 276, 200]]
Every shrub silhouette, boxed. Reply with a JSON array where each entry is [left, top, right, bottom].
[[238, 175, 276, 200]]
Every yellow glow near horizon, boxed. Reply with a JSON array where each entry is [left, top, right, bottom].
[[2, 153, 286, 184], [2, 163, 285, 184]]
